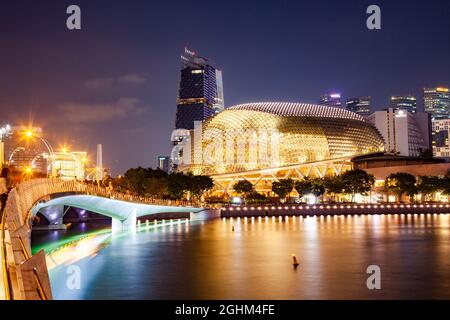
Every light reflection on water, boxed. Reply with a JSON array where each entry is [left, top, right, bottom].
[[32, 214, 450, 300]]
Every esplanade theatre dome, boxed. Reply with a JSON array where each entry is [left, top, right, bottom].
[[194, 102, 385, 175]]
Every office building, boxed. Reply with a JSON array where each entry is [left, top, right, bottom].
[[390, 95, 417, 114], [157, 155, 170, 172], [174, 47, 224, 130], [431, 119, 450, 158], [318, 93, 342, 108], [423, 87, 450, 119], [346, 97, 372, 117], [367, 108, 431, 157]]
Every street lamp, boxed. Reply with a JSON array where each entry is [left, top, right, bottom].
[[23, 129, 54, 155], [22, 129, 55, 177]]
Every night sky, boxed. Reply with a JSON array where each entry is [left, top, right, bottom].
[[1, 0, 449, 174]]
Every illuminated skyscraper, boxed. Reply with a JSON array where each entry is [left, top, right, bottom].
[[431, 119, 450, 158], [318, 93, 342, 108], [390, 95, 417, 113], [175, 48, 224, 130], [346, 97, 371, 117], [423, 87, 450, 119]]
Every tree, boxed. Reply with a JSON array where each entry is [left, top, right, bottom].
[[341, 169, 375, 202], [123, 167, 149, 195], [145, 177, 168, 198], [272, 179, 294, 202], [246, 192, 267, 204], [294, 178, 313, 199], [417, 176, 443, 201], [167, 172, 190, 199], [310, 178, 325, 200], [385, 172, 417, 203], [323, 175, 345, 202], [189, 175, 214, 199], [233, 180, 254, 203], [123, 167, 169, 196]]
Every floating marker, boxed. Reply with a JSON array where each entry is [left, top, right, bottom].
[[292, 254, 300, 267]]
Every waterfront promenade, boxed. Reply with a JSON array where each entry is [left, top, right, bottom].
[[221, 203, 450, 217]]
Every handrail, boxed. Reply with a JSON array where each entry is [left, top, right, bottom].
[[1, 207, 11, 300]]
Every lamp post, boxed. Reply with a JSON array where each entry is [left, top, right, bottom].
[[23, 130, 55, 177], [0, 124, 12, 167]]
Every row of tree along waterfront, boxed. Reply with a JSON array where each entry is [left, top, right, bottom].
[[104, 167, 450, 204], [233, 170, 450, 204]]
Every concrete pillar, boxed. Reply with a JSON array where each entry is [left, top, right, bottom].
[[36, 205, 67, 230], [112, 209, 136, 233]]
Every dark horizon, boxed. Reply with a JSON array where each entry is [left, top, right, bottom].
[[1, 0, 449, 174]]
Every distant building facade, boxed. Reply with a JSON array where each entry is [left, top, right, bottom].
[[367, 108, 431, 157], [47, 151, 87, 180], [423, 87, 450, 119], [157, 155, 170, 172], [432, 119, 450, 158], [318, 93, 342, 108], [346, 97, 371, 117], [390, 95, 417, 114]]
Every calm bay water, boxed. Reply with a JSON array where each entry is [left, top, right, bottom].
[[31, 214, 450, 300]]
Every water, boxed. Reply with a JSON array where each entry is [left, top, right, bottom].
[[31, 214, 450, 299]]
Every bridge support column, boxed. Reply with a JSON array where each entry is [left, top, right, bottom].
[[112, 209, 137, 233], [36, 205, 67, 230]]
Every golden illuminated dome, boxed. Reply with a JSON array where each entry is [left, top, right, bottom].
[[192, 102, 385, 175]]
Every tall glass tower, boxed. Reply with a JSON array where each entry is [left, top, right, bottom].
[[318, 93, 343, 108], [346, 97, 372, 117], [390, 95, 417, 114], [423, 87, 450, 119], [175, 48, 224, 130]]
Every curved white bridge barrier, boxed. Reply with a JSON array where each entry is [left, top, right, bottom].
[[1, 179, 205, 300]]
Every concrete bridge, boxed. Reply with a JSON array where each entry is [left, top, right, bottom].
[[1, 179, 205, 300]]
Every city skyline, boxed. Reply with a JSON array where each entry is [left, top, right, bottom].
[[1, 0, 450, 174]]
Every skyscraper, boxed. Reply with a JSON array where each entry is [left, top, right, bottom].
[[367, 108, 431, 157], [157, 155, 169, 173], [346, 97, 371, 117], [431, 119, 450, 158], [423, 87, 450, 119], [318, 93, 342, 108], [390, 95, 417, 114], [175, 48, 224, 130]]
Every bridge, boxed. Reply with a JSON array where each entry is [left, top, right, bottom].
[[1, 178, 206, 300]]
